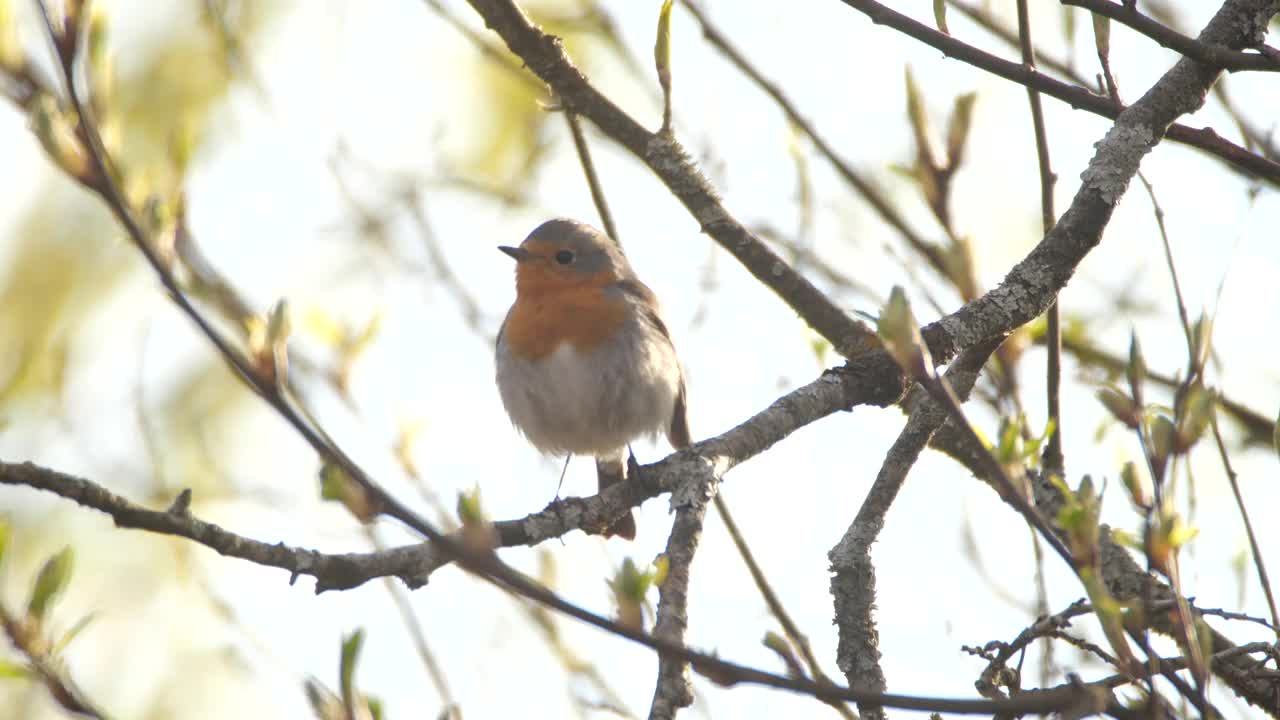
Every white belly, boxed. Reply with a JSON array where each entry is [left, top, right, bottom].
[[496, 324, 681, 457]]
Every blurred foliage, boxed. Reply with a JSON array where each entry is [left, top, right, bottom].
[[109, 0, 281, 196], [146, 358, 257, 501], [448, 0, 650, 188], [0, 197, 129, 409]]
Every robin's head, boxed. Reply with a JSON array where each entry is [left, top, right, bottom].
[[499, 219, 633, 296]]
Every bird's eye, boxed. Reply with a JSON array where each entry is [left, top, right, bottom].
[[554, 250, 574, 265]]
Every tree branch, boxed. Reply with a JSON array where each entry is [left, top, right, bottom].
[[912, 0, 1280, 362], [1, 456, 1114, 716], [829, 340, 996, 720], [834, 0, 1280, 187], [1064, 0, 1280, 72], [648, 475, 714, 719], [679, 0, 950, 286], [0, 460, 438, 591], [463, 0, 878, 358]]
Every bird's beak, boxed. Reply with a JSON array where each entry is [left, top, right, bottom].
[[498, 246, 531, 262]]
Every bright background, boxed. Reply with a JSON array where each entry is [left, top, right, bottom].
[[1, 1, 1278, 718]]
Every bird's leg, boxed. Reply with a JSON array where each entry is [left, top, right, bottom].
[[555, 454, 571, 500], [626, 444, 641, 481], [551, 455, 572, 544]]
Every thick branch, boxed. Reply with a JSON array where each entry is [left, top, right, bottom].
[[648, 476, 715, 719], [829, 341, 995, 720]]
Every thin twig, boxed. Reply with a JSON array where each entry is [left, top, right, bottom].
[[917, 371, 1074, 568], [0, 603, 110, 719], [680, 0, 950, 284], [1016, 3, 1063, 688], [1049, 333, 1273, 444], [1015, 0, 1064, 480], [834, 0, 1280, 186], [1063, 0, 1280, 72], [946, 0, 1095, 88], [563, 107, 620, 243], [1209, 413, 1280, 638], [714, 493, 855, 719], [364, 527, 459, 718]]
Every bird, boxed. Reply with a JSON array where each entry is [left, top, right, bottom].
[[495, 218, 690, 540]]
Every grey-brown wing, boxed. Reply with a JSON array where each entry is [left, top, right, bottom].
[[611, 279, 691, 449], [668, 377, 691, 449]]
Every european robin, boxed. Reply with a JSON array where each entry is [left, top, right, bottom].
[[495, 218, 691, 540]]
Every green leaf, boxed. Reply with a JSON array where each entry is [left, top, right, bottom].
[[1091, 13, 1111, 60], [996, 417, 1020, 464], [610, 558, 655, 602], [1126, 332, 1145, 398], [903, 67, 936, 172], [319, 461, 376, 523], [27, 547, 74, 623], [1096, 386, 1138, 428], [339, 629, 365, 710], [933, 0, 949, 35], [1120, 461, 1147, 510], [1175, 383, 1214, 452], [51, 613, 97, 656], [654, 0, 675, 130], [0, 517, 9, 566], [654, 0, 674, 76], [1148, 415, 1176, 466], [1190, 311, 1214, 374], [877, 286, 931, 380], [0, 659, 31, 680], [946, 92, 976, 168], [651, 553, 669, 587], [456, 486, 486, 526]]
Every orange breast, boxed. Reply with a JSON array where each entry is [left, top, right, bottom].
[[504, 287, 628, 361]]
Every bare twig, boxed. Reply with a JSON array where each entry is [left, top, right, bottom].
[[1016, 3, 1064, 687], [680, 0, 950, 285], [563, 107, 620, 243], [364, 528, 459, 717], [946, 0, 1095, 87], [714, 493, 854, 719], [1210, 414, 1280, 638], [1015, 0, 1064, 479], [1049, 332, 1274, 444], [833, 0, 1280, 186], [1063, 0, 1280, 72]]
